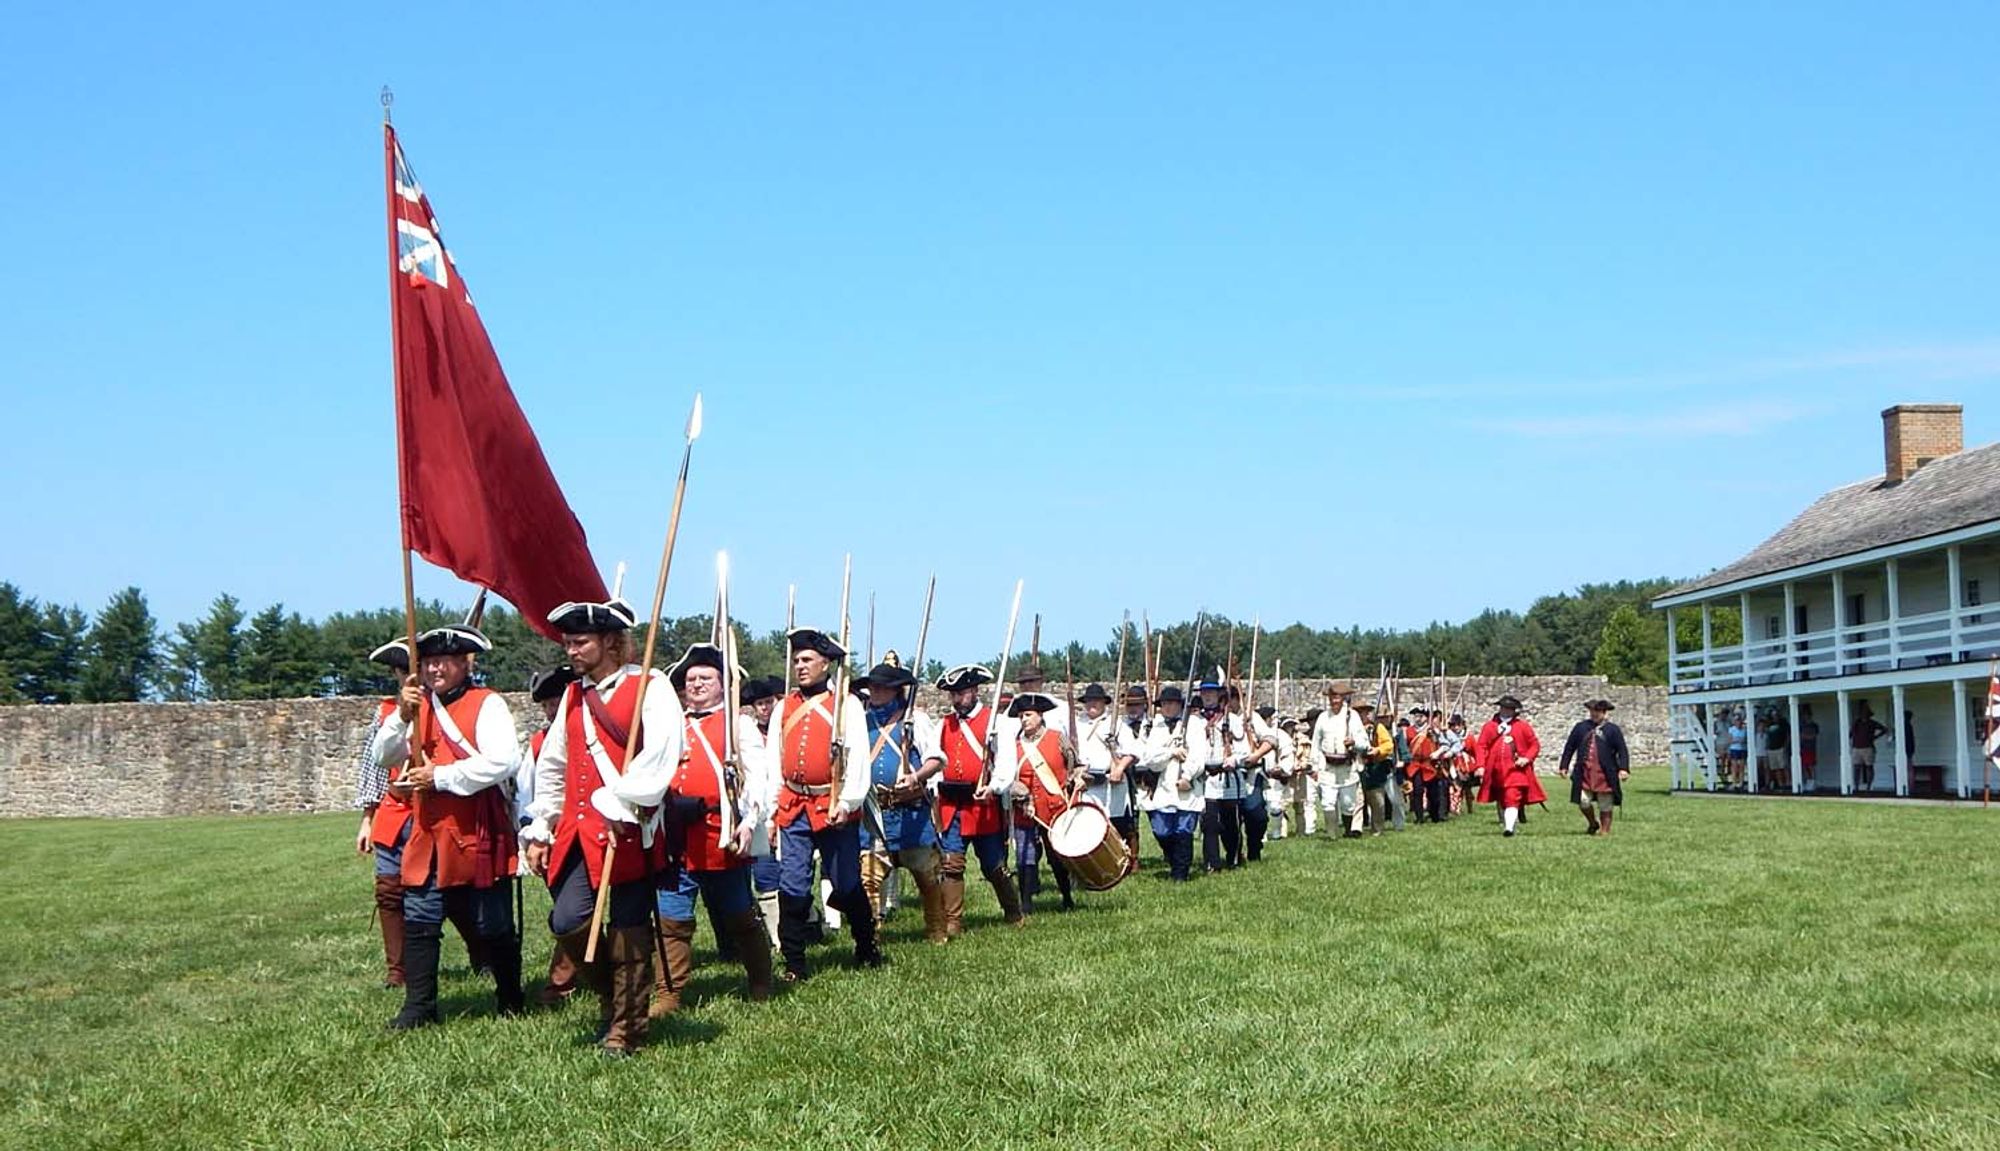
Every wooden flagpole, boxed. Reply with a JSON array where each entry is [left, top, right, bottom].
[[381, 90, 427, 779]]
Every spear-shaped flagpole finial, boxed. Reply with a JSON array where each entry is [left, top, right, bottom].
[[687, 392, 704, 443], [381, 85, 393, 123]]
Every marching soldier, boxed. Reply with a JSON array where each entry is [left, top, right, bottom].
[[1260, 709, 1298, 841], [925, 664, 1026, 932], [1009, 692, 1075, 914], [738, 675, 786, 946], [1077, 683, 1138, 867], [853, 658, 949, 944], [1354, 700, 1397, 834], [1447, 713, 1479, 814], [1236, 690, 1278, 861], [524, 666, 580, 1006], [1192, 680, 1249, 872], [1311, 684, 1369, 837], [650, 643, 774, 1017], [1476, 694, 1546, 837], [1558, 698, 1630, 836], [763, 628, 882, 981], [368, 623, 525, 1030], [1137, 685, 1203, 881], [1407, 709, 1451, 824], [521, 596, 682, 1058], [1293, 707, 1322, 837]]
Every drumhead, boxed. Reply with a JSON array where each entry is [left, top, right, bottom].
[[1048, 803, 1109, 856]]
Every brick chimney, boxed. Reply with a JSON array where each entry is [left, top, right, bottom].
[[1881, 403, 1963, 485]]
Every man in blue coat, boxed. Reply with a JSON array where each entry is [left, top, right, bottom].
[[1558, 699, 1631, 836]]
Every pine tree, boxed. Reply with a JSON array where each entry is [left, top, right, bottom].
[[166, 594, 247, 701], [81, 587, 159, 702]]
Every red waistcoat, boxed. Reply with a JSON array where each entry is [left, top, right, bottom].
[[938, 707, 1002, 838], [1407, 730, 1441, 782], [669, 710, 739, 872], [1016, 727, 1069, 828], [550, 675, 659, 888], [401, 688, 519, 889], [773, 689, 839, 832], [368, 698, 413, 848]]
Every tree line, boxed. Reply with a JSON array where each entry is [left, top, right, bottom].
[[0, 578, 1739, 705]]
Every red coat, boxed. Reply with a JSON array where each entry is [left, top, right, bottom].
[[1407, 729, 1442, 783], [938, 707, 1004, 838], [668, 710, 739, 872], [1475, 716, 1547, 805], [402, 688, 519, 889], [367, 698, 413, 849], [1016, 727, 1070, 829], [549, 676, 660, 888], [773, 689, 841, 832]]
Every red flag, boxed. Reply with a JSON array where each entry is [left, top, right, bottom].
[[385, 123, 605, 639]]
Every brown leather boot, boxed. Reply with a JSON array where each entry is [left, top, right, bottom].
[[912, 865, 948, 944], [859, 849, 890, 927], [649, 918, 695, 1022], [1581, 805, 1600, 835], [1598, 809, 1613, 837], [535, 945, 578, 1007], [601, 925, 653, 1058], [726, 910, 773, 1001], [374, 874, 406, 988], [939, 852, 968, 939], [986, 866, 1026, 927]]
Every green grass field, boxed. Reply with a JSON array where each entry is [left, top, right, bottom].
[[3, 768, 1997, 1150]]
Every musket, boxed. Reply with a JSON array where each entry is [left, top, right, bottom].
[[1063, 652, 1080, 807], [1242, 618, 1265, 768], [828, 555, 855, 815], [586, 393, 702, 962], [1139, 611, 1154, 696], [783, 583, 797, 695], [901, 576, 941, 840], [978, 580, 1025, 790], [866, 591, 876, 667], [1030, 613, 1042, 678]]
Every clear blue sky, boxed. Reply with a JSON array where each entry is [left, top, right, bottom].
[[3, 2, 1996, 660]]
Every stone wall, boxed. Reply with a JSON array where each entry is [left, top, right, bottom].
[[0, 674, 1663, 819]]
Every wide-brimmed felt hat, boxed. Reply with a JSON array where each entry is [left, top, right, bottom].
[[937, 664, 994, 693], [1325, 680, 1355, 697], [1156, 685, 1186, 705], [1007, 692, 1058, 717], [1353, 700, 1378, 712], [547, 598, 638, 635], [528, 667, 576, 702], [1016, 665, 1048, 686], [1123, 685, 1150, 704], [415, 624, 491, 657], [857, 661, 917, 693], [1079, 683, 1113, 703]]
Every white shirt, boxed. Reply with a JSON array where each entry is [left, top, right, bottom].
[[760, 685, 870, 817], [1188, 708, 1249, 799], [1133, 711, 1205, 814], [1311, 705, 1369, 788], [521, 665, 683, 845], [370, 690, 521, 798], [1073, 707, 1128, 818]]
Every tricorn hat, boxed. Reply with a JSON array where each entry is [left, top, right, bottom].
[[528, 667, 576, 702], [547, 597, 638, 635], [856, 661, 917, 693], [1585, 698, 1615, 712], [666, 642, 738, 692], [936, 664, 994, 693], [1256, 704, 1277, 718], [787, 627, 847, 661], [1494, 694, 1524, 711], [414, 624, 491, 657], [741, 675, 783, 706], [1007, 692, 1058, 717], [368, 638, 411, 672], [1079, 683, 1112, 704]]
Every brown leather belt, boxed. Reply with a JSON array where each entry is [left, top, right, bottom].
[[785, 779, 833, 797]]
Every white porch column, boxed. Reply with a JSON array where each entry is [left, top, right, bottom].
[[1783, 581, 1798, 680], [1666, 607, 1679, 689], [1740, 591, 1755, 684], [1886, 558, 1902, 669], [1702, 705, 1719, 791], [1837, 689, 1854, 795], [1891, 681, 1909, 797], [1832, 569, 1847, 673], [1948, 545, 1964, 657], [1952, 677, 1971, 799], [1702, 604, 1713, 687], [1788, 693, 1803, 795]]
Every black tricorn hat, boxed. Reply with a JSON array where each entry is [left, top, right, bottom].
[[1079, 683, 1112, 703], [1156, 685, 1186, 704], [369, 638, 411, 672], [415, 625, 491, 657], [1256, 704, 1277, 718], [1585, 698, 1615, 711], [528, 667, 576, 702], [667, 642, 737, 692], [857, 661, 917, 693], [787, 627, 847, 661], [547, 597, 638, 635], [1494, 695, 1524, 711], [741, 675, 783, 706], [1007, 692, 1058, 717], [936, 664, 995, 693]]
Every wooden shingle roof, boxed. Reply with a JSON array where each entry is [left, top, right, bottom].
[[1662, 439, 2000, 599]]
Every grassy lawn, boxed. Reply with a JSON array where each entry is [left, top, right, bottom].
[[3, 767, 1997, 1150]]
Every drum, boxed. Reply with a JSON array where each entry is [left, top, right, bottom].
[[1047, 803, 1129, 892]]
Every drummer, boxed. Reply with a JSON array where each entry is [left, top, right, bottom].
[[1008, 692, 1076, 915], [1073, 683, 1136, 869]]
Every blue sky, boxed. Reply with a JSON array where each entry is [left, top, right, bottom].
[[3, 2, 1996, 660]]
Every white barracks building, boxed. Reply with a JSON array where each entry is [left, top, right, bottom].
[[1654, 404, 1999, 798]]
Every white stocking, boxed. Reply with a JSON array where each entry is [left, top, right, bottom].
[[1502, 806, 1520, 833]]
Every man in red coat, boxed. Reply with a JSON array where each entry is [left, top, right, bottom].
[[1475, 695, 1545, 837]]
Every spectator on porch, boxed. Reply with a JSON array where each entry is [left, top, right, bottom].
[[1850, 701, 1888, 791], [1763, 708, 1790, 790], [1798, 704, 1819, 790], [1724, 710, 1747, 791]]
